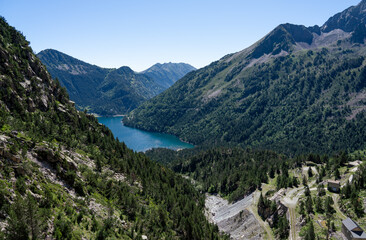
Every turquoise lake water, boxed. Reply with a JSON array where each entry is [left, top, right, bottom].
[[97, 116, 194, 152]]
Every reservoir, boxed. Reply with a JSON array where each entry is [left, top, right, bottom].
[[98, 116, 194, 152]]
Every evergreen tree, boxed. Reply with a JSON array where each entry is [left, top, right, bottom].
[[324, 196, 334, 214], [334, 168, 340, 180], [5, 195, 28, 240], [258, 193, 266, 219], [305, 221, 315, 240], [305, 186, 310, 197], [302, 176, 308, 187], [292, 176, 299, 187], [317, 183, 326, 196], [27, 194, 41, 239], [299, 200, 305, 217], [306, 196, 313, 214], [341, 181, 351, 198], [308, 167, 313, 178], [315, 196, 323, 213], [276, 216, 289, 239], [269, 166, 275, 178]]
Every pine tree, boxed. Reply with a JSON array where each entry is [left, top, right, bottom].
[[276, 216, 289, 239], [308, 167, 313, 178], [305, 186, 311, 197], [292, 176, 299, 187], [317, 183, 325, 196], [5, 195, 28, 240], [269, 166, 275, 178], [26, 193, 44, 239], [325, 196, 334, 214], [303, 176, 308, 186], [5, 193, 46, 240], [299, 200, 305, 216], [258, 193, 266, 219], [315, 196, 323, 213], [305, 221, 315, 240], [306, 196, 313, 213], [334, 168, 340, 180]]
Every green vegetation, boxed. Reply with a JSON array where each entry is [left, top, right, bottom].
[[147, 144, 366, 238], [258, 194, 289, 239], [0, 16, 225, 239], [38, 49, 195, 116], [341, 164, 366, 218], [125, 44, 366, 154], [171, 147, 289, 202], [2, 1, 366, 239], [124, 3, 366, 155]]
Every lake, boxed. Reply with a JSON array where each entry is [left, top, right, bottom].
[[97, 116, 194, 152]]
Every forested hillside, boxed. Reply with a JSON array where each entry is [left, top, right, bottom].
[[124, 0, 366, 154], [38, 49, 195, 116], [0, 17, 225, 239]]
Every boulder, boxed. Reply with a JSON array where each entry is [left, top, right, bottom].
[[3, 151, 22, 163], [14, 166, 26, 176], [34, 146, 61, 163]]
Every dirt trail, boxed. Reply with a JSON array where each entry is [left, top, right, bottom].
[[332, 194, 347, 219], [280, 181, 316, 240], [288, 207, 297, 240]]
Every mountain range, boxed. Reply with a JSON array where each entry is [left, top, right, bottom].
[[0, 16, 223, 239], [37, 49, 195, 116], [124, 0, 366, 154]]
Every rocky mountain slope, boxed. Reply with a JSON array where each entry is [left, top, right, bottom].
[[37, 49, 195, 116], [205, 194, 264, 240], [124, 0, 366, 154], [0, 17, 224, 239]]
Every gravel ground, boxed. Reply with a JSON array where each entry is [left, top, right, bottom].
[[205, 194, 264, 239]]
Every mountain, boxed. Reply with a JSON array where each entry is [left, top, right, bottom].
[[0, 17, 224, 239], [37, 49, 195, 115], [142, 62, 196, 89], [321, 0, 366, 33], [124, 0, 366, 154]]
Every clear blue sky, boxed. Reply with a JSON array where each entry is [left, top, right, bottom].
[[0, 0, 361, 71]]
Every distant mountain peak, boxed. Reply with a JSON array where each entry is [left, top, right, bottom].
[[142, 62, 196, 88], [37, 49, 195, 115]]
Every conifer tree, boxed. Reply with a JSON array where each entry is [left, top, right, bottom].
[[305, 221, 315, 240], [306, 196, 313, 213], [308, 167, 313, 178], [5, 195, 28, 240], [315, 196, 323, 213]]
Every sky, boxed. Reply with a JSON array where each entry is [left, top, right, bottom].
[[0, 0, 361, 71]]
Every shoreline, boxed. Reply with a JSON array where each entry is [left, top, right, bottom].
[[99, 116, 195, 151], [94, 114, 126, 118]]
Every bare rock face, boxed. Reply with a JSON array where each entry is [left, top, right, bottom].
[[205, 194, 264, 240], [218, 209, 263, 240]]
